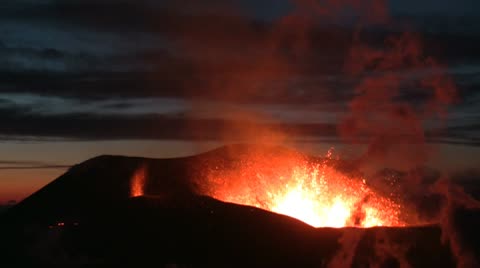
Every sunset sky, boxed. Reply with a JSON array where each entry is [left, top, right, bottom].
[[1, 0, 480, 203]]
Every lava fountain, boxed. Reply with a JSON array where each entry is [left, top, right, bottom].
[[200, 148, 406, 228], [130, 165, 146, 197]]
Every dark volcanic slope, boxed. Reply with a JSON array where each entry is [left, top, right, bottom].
[[1, 144, 346, 224], [0, 144, 476, 267], [1, 154, 190, 223]]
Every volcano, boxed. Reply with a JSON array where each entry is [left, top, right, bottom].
[[1, 144, 479, 267]]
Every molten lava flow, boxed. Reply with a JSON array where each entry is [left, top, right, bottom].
[[202, 149, 405, 228], [130, 165, 146, 197]]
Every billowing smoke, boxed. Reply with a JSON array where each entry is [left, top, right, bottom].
[[340, 32, 457, 172], [157, 0, 476, 266], [162, 0, 458, 167], [432, 179, 480, 268], [323, 169, 480, 267]]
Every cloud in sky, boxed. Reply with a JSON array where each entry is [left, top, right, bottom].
[[0, 162, 70, 170], [0, 0, 477, 146], [0, 93, 477, 146]]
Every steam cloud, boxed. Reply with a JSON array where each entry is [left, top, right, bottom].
[[162, 0, 474, 266]]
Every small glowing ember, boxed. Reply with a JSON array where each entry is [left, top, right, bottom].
[[130, 165, 146, 197], [202, 148, 405, 228]]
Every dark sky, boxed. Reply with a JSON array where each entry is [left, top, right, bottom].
[[1, 0, 479, 202]]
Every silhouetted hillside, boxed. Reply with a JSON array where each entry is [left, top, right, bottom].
[[1, 144, 479, 267]]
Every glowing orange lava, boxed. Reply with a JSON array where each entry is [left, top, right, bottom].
[[202, 149, 405, 228], [130, 166, 146, 197]]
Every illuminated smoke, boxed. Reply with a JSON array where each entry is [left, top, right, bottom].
[[432, 180, 480, 267], [328, 229, 365, 268], [162, 0, 474, 266], [340, 32, 457, 171]]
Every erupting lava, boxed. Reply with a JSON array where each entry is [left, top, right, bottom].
[[130, 165, 146, 197], [202, 148, 405, 228]]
